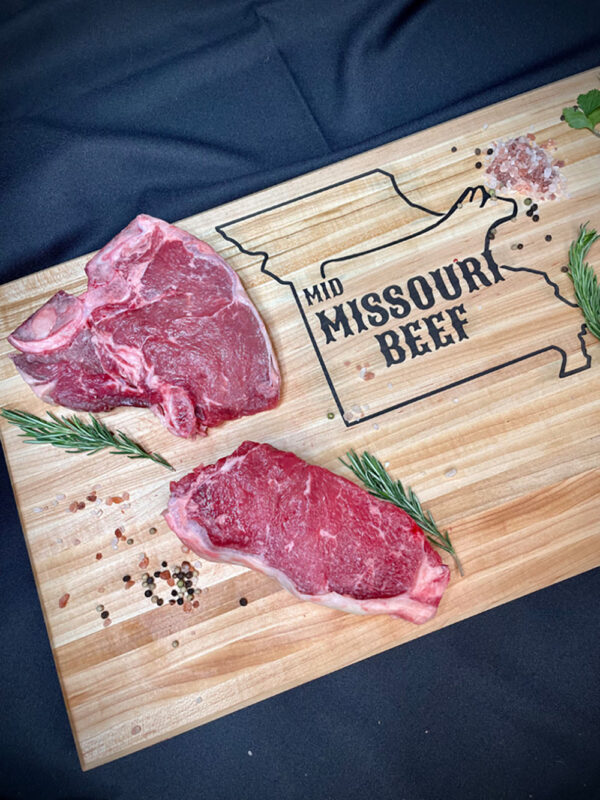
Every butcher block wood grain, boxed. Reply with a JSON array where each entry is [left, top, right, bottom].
[[1, 68, 599, 770]]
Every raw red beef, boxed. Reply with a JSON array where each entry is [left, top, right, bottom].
[[164, 442, 450, 623], [8, 215, 280, 437]]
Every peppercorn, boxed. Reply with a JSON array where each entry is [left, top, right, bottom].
[[561, 266, 569, 273], [157, 598, 164, 606], [171, 589, 178, 597], [169, 599, 176, 605], [545, 234, 552, 242], [475, 147, 481, 155], [239, 597, 248, 607], [524, 198, 532, 206], [122, 575, 131, 582], [154, 571, 161, 578], [144, 589, 152, 598], [161, 561, 168, 567], [451, 146, 457, 152], [487, 148, 493, 155], [475, 161, 482, 169], [517, 243, 523, 250], [177, 597, 184, 605], [526, 209, 533, 217], [101, 610, 109, 619], [532, 214, 539, 222]]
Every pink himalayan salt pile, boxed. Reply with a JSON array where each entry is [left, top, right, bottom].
[[485, 134, 566, 201]]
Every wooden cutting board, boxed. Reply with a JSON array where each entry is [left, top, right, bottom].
[[1, 68, 599, 771]]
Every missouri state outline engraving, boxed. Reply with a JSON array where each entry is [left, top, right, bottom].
[[218, 170, 590, 425]]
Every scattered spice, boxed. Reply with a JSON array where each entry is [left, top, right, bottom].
[[95, 552, 103, 560], [171, 640, 179, 648], [131, 725, 141, 735], [100, 610, 109, 619], [125, 580, 135, 589], [475, 147, 481, 155], [484, 135, 567, 200], [126, 538, 134, 545], [103, 618, 112, 628], [138, 555, 149, 569], [239, 597, 248, 607], [475, 161, 482, 169], [69, 502, 78, 513], [149, 527, 157, 535], [122, 574, 131, 582], [326, 411, 335, 420], [58, 593, 70, 608], [96, 605, 104, 613], [545, 234, 552, 242], [532, 214, 539, 222], [451, 146, 457, 152]]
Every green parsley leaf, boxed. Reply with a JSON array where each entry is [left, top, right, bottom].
[[563, 88, 600, 138], [577, 89, 600, 116], [563, 107, 594, 131]]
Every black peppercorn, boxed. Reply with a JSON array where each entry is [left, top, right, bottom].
[[101, 610, 109, 619], [161, 561, 168, 567], [239, 597, 248, 607], [171, 589, 178, 597], [532, 214, 539, 222], [144, 589, 152, 598], [122, 575, 130, 582], [154, 571, 161, 578], [475, 161, 482, 169], [487, 148, 493, 155], [177, 597, 184, 605], [517, 243, 523, 250], [475, 147, 481, 155], [157, 598, 164, 606], [451, 146, 457, 152], [545, 234, 552, 242]]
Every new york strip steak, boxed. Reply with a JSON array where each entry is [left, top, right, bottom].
[[164, 442, 450, 623], [8, 215, 280, 437]]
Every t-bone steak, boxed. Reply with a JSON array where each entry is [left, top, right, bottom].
[[8, 215, 280, 437], [164, 442, 450, 623]]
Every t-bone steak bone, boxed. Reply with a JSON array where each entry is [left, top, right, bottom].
[[8, 215, 280, 437], [164, 442, 450, 623]]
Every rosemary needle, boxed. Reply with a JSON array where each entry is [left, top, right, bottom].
[[567, 223, 600, 341], [341, 450, 463, 575], [0, 408, 174, 471]]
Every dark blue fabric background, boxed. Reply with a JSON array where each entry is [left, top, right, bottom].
[[1, 1, 599, 798]]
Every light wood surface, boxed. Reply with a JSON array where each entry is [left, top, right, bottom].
[[1, 68, 599, 771]]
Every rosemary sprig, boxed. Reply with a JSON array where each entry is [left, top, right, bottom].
[[0, 408, 174, 471], [341, 450, 463, 575], [567, 223, 600, 341]]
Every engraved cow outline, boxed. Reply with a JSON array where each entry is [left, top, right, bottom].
[[217, 169, 591, 426]]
